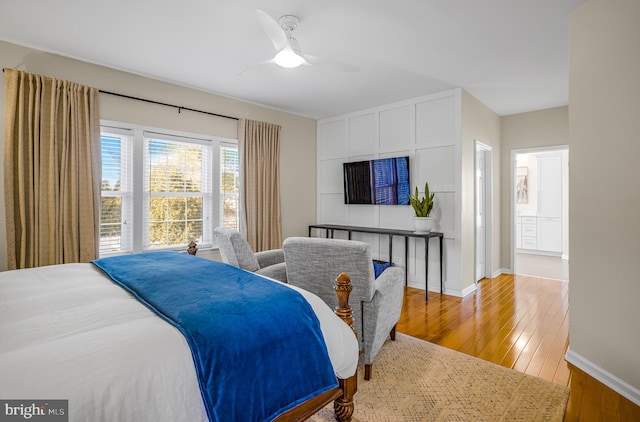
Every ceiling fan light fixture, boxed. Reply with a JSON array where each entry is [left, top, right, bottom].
[[274, 45, 305, 68]]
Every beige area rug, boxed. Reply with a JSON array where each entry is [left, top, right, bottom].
[[310, 334, 569, 422]]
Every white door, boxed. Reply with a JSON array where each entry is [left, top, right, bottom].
[[476, 147, 486, 282]]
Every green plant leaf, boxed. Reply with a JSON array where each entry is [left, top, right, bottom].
[[409, 181, 435, 217]]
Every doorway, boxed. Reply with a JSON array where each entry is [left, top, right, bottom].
[[475, 142, 493, 282], [511, 146, 569, 281]]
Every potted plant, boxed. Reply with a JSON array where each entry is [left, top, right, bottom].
[[409, 181, 435, 233]]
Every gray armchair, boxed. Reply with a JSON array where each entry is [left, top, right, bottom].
[[213, 227, 287, 283], [283, 237, 405, 380]]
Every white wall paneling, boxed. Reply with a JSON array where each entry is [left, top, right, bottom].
[[430, 190, 455, 237], [416, 95, 456, 145], [319, 158, 344, 193], [317, 119, 347, 157], [317, 89, 463, 296], [348, 114, 376, 154], [347, 205, 379, 229], [318, 194, 346, 224], [415, 146, 456, 187], [379, 202, 414, 231], [380, 106, 411, 149]]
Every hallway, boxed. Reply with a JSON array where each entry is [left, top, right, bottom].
[[516, 252, 568, 281]]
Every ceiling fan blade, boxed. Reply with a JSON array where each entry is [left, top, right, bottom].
[[300, 53, 359, 72], [254, 10, 288, 52], [238, 59, 277, 76]]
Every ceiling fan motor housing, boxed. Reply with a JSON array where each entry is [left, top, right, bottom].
[[279, 15, 300, 33]]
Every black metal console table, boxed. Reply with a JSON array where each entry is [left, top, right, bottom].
[[308, 224, 443, 300]]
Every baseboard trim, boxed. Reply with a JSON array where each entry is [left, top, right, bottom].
[[492, 268, 509, 278], [406, 280, 478, 298], [565, 348, 640, 407], [516, 249, 562, 257], [461, 283, 477, 297]]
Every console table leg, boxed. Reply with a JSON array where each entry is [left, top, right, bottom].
[[404, 237, 408, 287], [425, 238, 430, 301], [439, 236, 444, 294]]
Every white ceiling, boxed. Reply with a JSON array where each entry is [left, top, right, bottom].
[[0, 0, 584, 120]]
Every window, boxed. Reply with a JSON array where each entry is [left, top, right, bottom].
[[99, 123, 238, 256], [143, 134, 212, 249], [99, 129, 133, 256], [220, 144, 240, 230]]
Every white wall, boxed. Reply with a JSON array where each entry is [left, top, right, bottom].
[[0, 40, 317, 269], [500, 107, 569, 270], [317, 89, 466, 295], [461, 91, 502, 285], [567, 0, 640, 404]]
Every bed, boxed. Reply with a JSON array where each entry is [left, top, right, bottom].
[[0, 252, 359, 421]]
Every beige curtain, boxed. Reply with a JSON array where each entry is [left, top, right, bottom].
[[3, 69, 101, 269], [238, 119, 282, 251]]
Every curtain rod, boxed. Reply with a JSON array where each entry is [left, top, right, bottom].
[[99, 90, 239, 121], [2, 69, 238, 121]]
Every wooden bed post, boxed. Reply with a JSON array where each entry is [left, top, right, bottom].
[[334, 272, 355, 333], [273, 272, 358, 422], [333, 272, 357, 422]]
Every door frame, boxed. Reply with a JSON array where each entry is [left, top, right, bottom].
[[475, 141, 493, 281], [510, 145, 568, 275]]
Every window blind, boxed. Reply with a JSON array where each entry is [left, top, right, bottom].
[[99, 130, 133, 255], [142, 135, 213, 249]]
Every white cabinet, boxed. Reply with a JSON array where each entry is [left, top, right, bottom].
[[516, 154, 563, 256], [516, 216, 537, 251], [538, 217, 562, 252], [537, 155, 562, 254], [538, 156, 562, 218]]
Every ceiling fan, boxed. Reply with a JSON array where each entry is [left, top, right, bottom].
[[239, 10, 358, 75]]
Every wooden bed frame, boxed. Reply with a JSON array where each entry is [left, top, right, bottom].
[[274, 272, 358, 422]]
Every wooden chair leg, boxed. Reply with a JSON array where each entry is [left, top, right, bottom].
[[390, 324, 397, 341], [364, 363, 372, 380]]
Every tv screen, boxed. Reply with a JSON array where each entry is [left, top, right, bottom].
[[343, 156, 410, 205]]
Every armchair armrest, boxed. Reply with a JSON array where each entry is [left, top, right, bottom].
[[256, 262, 288, 283], [373, 266, 405, 297], [255, 249, 285, 269]]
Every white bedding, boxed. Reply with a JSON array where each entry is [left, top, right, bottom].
[[0, 263, 358, 422]]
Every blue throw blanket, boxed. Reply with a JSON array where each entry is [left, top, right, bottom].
[[93, 252, 338, 422]]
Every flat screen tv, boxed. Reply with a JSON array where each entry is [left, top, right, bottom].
[[343, 156, 410, 205]]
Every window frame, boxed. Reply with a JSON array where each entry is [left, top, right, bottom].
[[99, 120, 238, 256], [99, 127, 134, 257], [219, 142, 240, 230]]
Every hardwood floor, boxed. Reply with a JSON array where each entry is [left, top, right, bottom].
[[396, 273, 640, 421]]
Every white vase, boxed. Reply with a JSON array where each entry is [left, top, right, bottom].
[[414, 217, 433, 233]]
